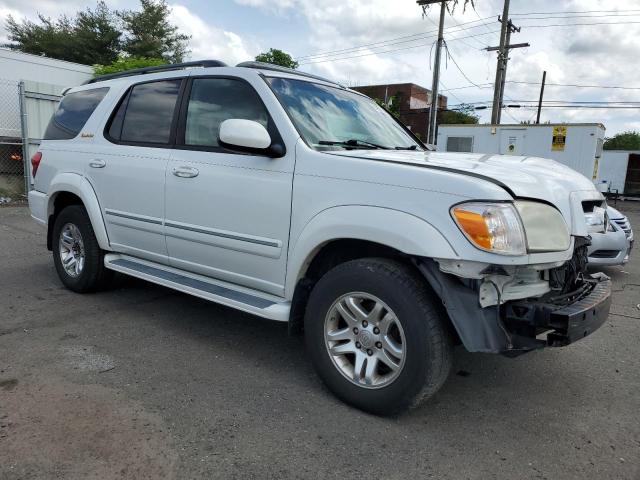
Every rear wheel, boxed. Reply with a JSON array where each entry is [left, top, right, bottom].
[[304, 258, 452, 416], [52, 205, 113, 293]]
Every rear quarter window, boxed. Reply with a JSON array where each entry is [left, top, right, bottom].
[[44, 87, 109, 140]]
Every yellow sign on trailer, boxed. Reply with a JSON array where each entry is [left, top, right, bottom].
[[551, 126, 567, 151]]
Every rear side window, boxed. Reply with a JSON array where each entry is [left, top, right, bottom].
[[107, 79, 181, 145], [44, 87, 109, 140]]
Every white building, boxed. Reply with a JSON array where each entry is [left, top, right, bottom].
[[0, 50, 93, 196], [437, 123, 605, 182]]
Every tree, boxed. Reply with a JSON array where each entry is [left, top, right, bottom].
[[255, 48, 298, 69], [438, 103, 479, 125], [374, 94, 401, 118], [603, 131, 640, 150], [4, 0, 189, 65], [119, 0, 190, 63], [94, 56, 165, 76], [5, 2, 121, 65]]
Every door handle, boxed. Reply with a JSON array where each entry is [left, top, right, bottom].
[[89, 159, 106, 168], [172, 166, 199, 178]]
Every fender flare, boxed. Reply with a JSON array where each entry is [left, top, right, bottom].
[[48, 173, 111, 250], [285, 205, 459, 298]]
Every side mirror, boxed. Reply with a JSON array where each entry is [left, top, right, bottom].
[[219, 119, 272, 153]]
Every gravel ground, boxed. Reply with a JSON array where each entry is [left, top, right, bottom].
[[1, 203, 639, 480]]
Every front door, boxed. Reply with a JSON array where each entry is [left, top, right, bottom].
[[164, 77, 294, 296], [86, 78, 184, 264]]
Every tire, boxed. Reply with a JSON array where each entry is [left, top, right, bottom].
[[52, 205, 113, 293], [304, 258, 452, 416]]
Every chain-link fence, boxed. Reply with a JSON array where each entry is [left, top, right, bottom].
[[0, 79, 25, 204]]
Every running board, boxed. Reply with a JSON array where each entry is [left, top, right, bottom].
[[104, 254, 290, 322]]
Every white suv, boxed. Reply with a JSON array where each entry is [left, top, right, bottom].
[[28, 61, 612, 415]]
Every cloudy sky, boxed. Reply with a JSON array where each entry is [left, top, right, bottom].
[[1, 0, 639, 136]]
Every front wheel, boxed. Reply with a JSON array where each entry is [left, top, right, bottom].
[[304, 258, 452, 416]]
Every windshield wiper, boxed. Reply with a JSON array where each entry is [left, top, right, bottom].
[[318, 139, 390, 150], [395, 145, 419, 150]]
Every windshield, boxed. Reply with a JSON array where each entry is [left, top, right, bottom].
[[267, 77, 423, 151]]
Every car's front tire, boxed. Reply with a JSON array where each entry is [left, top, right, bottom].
[[52, 205, 112, 293], [304, 258, 453, 416]]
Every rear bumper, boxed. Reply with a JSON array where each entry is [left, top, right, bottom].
[[28, 190, 48, 226]]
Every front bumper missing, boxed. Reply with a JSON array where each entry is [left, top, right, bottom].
[[503, 275, 611, 353], [416, 259, 612, 356]]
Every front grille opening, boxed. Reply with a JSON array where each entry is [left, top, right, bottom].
[[590, 250, 619, 259], [582, 200, 604, 213]]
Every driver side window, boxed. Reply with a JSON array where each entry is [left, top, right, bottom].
[[184, 78, 269, 148]]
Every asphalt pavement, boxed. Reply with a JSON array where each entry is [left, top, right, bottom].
[[1, 203, 639, 480]]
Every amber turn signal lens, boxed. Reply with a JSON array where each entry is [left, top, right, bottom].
[[452, 208, 492, 249]]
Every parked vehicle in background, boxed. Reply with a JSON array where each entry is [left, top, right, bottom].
[[587, 206, 633, 266], [28, 61, 612, 415]]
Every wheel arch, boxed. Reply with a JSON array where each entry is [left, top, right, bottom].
[[46, 173, 110, 251], [286, 205, 459, 334]]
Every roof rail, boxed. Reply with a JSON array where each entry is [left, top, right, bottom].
[[236, 61, 345, 88], [85, 60, 228, 84]]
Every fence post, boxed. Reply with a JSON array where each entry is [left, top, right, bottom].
[[18, 81, 30, 196]]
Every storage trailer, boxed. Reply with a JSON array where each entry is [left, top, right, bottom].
[[437, 123, 605, 182]]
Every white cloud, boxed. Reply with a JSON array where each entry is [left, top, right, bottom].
[[168, 4, 256, 65], [233, 0, 640, 135]]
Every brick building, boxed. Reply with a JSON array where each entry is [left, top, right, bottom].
[[352, 83, 447, 140]]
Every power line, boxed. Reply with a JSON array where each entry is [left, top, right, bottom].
[[299, 31, 498, 65], [295, 8, 640, 62], [297, 18, 498, 62], [508, 81, 640, 91]]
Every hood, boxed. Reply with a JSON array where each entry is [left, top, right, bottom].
[[330, 149, 603, 236]]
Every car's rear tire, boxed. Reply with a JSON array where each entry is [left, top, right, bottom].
[[304, 258, 453, 416], [52, 205, 113, 293]]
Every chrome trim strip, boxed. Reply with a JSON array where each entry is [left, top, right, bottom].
[[110, 258, 276, 309], [105, 209, 163, 225], [164, 221, 280, 248]]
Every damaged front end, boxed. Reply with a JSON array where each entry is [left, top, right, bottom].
[[417, 238, 612, 356]]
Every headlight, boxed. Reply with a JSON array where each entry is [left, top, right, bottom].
[[514, 200, 571, 252], [451, 203, 526, 255], [451, 201, 571, 255]]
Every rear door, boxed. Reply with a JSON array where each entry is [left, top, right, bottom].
[[164, 76, 294, 296], [87, 78, 184, 264]]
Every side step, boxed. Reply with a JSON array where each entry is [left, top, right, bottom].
[[104, 254, 290, 322]]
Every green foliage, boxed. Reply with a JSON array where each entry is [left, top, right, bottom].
[[4, 0, 189, 66], [373, 94, 401, 118], [603, 131, 640, 150], [255, 48, 299, 69], [438, 103, 479, 125], [5, 2, 121, 65], [94, 56, 165, 76], [119, 0, 190, 63]]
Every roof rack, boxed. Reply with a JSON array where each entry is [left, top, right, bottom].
[[236, 61, 345, 88], [85, 60, 228, 84]]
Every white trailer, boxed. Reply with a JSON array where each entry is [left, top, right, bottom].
[[596, 150, 640, 195], [437, 123, 605, 182]]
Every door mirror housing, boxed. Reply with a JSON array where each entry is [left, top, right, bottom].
[[219, 119, 279, 155]]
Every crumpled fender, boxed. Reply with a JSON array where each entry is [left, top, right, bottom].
[[285, 205, 458, 298]]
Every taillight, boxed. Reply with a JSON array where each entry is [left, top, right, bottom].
[[31, 152, 42, 178]]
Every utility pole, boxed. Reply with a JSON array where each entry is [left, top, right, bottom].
[[487, 0, 528, 124], [490, 0, 510, 124], [418, 0, 447, 145], [536, 70, 547, 124]]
